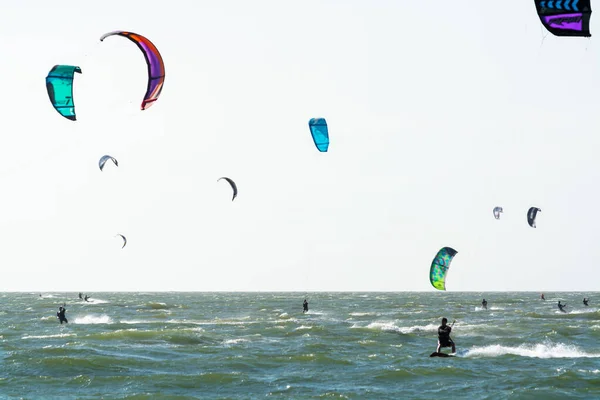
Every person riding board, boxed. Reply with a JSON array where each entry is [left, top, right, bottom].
[[481, 299, 488, 310], [302, 299, 308, 313], [583, 298, 589, 306], [558, 301, 567, 313], [436, 318, 456, 354], [56, 304, 68, 324], [541, 293, 545, 301]]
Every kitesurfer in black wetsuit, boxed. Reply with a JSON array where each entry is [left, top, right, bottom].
[[57, 306, 68, 324], [482, 299, 488, 310], [303, 299, 308, 313], [78, 292, 83, 300], [583, 298, 589, 306], [436, 317, 455, 353], [84, 295, 90, 302], [558, 301, 567, 313]]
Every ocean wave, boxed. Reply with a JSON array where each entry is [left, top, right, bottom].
[[73, 315, 113, 324], [351, 321, 438, 334], [464, 342, 600, 359], [349, 312, 379, 317], [22, 333, 76, 340], [79, 298, 109, 305]]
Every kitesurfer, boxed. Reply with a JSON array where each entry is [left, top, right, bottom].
[[481, 299, 488, 310], [583, 298, 589, 306], [303, 299, 308, 313], [541, 293, 545, 300], [78, 292, 83, 300], [56, 305, 68, 324], [84, 295, 90, 302], [436, 318, 455, 353], [558, 301, 567, 313]]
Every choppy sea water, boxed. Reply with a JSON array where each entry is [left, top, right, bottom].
[[1, 292, 599, 399]]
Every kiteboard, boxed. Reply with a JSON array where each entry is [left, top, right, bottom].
[[430, 352, 454, 358]]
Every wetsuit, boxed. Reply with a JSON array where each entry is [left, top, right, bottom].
[[57, 307, 68, 324], [438, 325, 453, 348], [482, 300, 487, 309], [558, 303, 566, 313], [303, 300, 308, 313], [583, 299, 589, 306]]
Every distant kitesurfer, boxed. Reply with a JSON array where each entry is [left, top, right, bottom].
[[558, 301, 567, 313], [541, 293, 545, 301], [84, 295, 90, 302], [583, 298, 589, 306], [57, 305, 68, 324], [436, 318, 455, 354], [481, 299, 488, 310], [78, 293, 83, 300], [303, 299, 308, 313]]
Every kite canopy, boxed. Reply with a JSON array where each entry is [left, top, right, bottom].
[[99, 155, 118, 171], [100, 31, 165, 110], [46, 65, 81, 121], [527, 207, 541, 228], [429, 247, 458, 291], [493, 206, 504, 220], [218, 177, 238, 201], [116, 234, 127, 248], [534, 0, 592, 37], [308, 118, 329, 152]]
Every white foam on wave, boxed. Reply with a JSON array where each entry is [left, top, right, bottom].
[[464, 343, 600, 359], [349, 312, 379, 317], [475, 306, 505, 311], [295, 325, 312, 331], [120, 319, 156, 324], [351, 321, 438, 334], [568, 308, 599, 314], [80, 298, 109, 305], [223, 338, 249, 345], [22, 333, 76, 340], [73, 315, 113, 324], [304, 310, 324, 316]]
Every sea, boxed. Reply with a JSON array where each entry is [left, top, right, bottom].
[[1, 292, 599, 399]]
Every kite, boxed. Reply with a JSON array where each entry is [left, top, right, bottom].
[[218, 177, 238, 201], [493, 206, 504, 220], [99, 155, 118, 171], [429, 247, 458, 291], [116, 234, 127, 248], [527, 207, 541, 228], [534, 0, 592, 37], [308, 118, 329, 152], [100, 31, 165, 110], [46, 65, 81, 121]]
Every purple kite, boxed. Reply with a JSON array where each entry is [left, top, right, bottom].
[[100, 31, 166, 110]]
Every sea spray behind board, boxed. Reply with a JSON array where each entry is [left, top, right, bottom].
[[1, 292, 600, 398]]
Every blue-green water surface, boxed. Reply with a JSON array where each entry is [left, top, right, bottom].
[[1, 292, 599, 399]]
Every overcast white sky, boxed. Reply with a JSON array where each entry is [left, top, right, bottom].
[[0, 1, 598, 291]]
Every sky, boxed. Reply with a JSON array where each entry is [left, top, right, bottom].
[[0, 1, 599, 292]]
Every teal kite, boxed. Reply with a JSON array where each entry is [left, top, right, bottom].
[[308, 118, 329, 152], [46, 65, 81, 121], [429, 247, 458, 291]]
